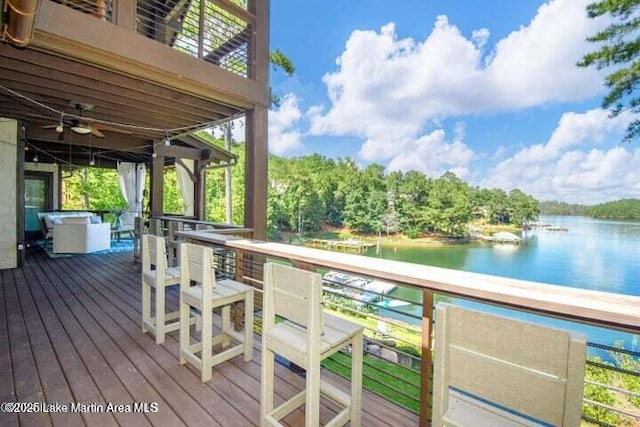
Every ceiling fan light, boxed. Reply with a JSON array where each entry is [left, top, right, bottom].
[[71, 125, 91, 135], [56, 114, 64, 133]]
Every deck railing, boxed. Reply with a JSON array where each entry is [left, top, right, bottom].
[[173, 230, 640, 426], [49, 0, 253, 77]]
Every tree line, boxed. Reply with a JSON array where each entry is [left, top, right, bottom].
[[267, 153, 540, 239], [61, 142, 540, 239], [539, 199, 640, 220]]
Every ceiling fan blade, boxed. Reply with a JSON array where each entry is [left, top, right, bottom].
[[94, 124, 132, 134], [90, 127, 105, 138]]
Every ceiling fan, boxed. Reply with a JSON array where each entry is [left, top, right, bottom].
[[43, 102, 119, 138]]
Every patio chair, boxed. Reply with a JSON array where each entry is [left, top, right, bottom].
[[432, 304, 586, 427], [141, 234, 181, 344], [179, 242, 254, 382], [260, 263, 364, 427], [112, 211, 135, 241]]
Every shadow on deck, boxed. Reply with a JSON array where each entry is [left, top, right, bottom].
[[0, 250, 419, 426]]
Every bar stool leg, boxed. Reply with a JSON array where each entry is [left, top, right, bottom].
[[142, 282, 151, 334], [306, 352, 321, 426], [243, 292, 253, 361], [221, 305, 231, 348], [201, 307, 213, 382], [155, 285, 166, 344], [179, 298, 190, 365], [260, 347, 275, 427], [351, 332, 363, 427]]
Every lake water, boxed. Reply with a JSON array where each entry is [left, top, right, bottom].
[[362, 215, 640, 352]]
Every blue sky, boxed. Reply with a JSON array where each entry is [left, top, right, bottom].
[[260, 0, 640, 204]]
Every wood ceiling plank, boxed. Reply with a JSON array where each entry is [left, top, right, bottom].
[[0, 62, 219, 123], [0, 43, 243, 117], [0, 77, 200, 130]]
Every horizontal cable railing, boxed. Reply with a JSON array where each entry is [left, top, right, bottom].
[[170, 229, 640, 426], [583, 343, 640, 426], [49, 0, 251, 77], [136, 0, 251, 76]]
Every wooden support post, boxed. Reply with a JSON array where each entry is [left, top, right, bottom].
[[244, 0, 269, 240], [194, 160, 205, 220], [114, 0, 136, 30], [150, 150, 164, 217], [420, 290, 434, 427], [16, 127, 25, 267], [244, 107, 268, 240]]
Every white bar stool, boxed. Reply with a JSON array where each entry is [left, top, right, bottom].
[[141, 234, 181, 344], [179, 242, 254, 382], [432, 304, 586, 427], [260, 263, 363, 427]]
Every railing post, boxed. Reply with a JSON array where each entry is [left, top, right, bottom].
[[114, 0, 137, 30], [420, 290, 434, 427]]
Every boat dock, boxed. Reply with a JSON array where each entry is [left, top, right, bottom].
[[480, 231, 522, 244], [311, 238, 375, 251], [323, 271, 397, 306]]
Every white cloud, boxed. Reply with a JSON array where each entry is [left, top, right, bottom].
[[483, 109, 640, 203], [268, 94, 303, 155], [308, 0, 606, 166], [472, 28, 490, 49], [386, 128, 475, 180]]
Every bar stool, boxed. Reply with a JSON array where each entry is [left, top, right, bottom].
[[141, 234, 181, 344], [179, 243, 254, 382], [260, 263, 363, 427], [432, 304, 586, 426]]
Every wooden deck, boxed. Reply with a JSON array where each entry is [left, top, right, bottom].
[[0, 249, 419, 426]]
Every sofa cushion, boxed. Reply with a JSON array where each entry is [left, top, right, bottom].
[[62, 216, 90, 225], [41, 212, 92, 231]]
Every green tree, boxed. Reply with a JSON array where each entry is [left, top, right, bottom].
[[425, 172, 472, 236], [578, 0, 640, 141], [388, 170, 432, 236], [343, 164, 388, 233], [508, 189, 540, 226]]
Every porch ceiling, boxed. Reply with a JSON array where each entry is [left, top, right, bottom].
[[0, 43, 242, 167]]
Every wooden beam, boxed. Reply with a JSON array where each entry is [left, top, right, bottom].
[[24, 127, 151, 152], [159, 144, 206, 160]]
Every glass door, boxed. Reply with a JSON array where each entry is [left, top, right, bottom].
[[25, 172, 53, 239]]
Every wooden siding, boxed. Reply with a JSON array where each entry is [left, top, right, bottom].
[[0, 250, 418, 426]]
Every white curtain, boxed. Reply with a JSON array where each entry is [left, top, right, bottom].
[[135, 163, 146, 215], [117, 162, 146, 215], [176, 159, 194, 216]]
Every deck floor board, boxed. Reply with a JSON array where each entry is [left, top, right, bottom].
[[1, 249, 420, 427]]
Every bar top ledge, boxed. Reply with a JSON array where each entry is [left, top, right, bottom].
[[178, 230, 640, 333]]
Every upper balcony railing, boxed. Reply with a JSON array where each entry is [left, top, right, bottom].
[[49, 0, 252, 77]]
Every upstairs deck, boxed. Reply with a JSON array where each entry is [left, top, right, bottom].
[[0, 249, 418, 426]]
